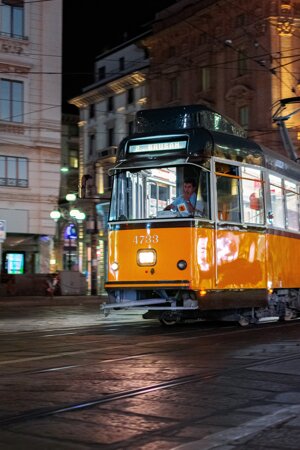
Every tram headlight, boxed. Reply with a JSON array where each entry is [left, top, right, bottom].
[[177, 260, 187, 270], [111, 262, 119, 271], [137, 249, 157, 266]]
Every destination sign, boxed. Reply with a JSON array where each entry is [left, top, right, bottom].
[[128, 140, 187, 153]]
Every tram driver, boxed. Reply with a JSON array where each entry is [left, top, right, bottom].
[[164, 177, 202, 216]]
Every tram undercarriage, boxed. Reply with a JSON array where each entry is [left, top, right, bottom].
[[101, 288, 300, 326]]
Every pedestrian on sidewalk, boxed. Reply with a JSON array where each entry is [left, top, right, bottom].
[[45, 273, 59, 298]]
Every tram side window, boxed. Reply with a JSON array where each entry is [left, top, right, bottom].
[[269, 174, 285, 228], [216, 163, 241, 222], [108, 173, 128, 221], [285, 180, 299, 231], [241, 167, 264, 224]]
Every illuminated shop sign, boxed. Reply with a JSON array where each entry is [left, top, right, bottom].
[[5, 252, 25, 274]]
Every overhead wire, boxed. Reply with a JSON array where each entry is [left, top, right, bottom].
[[1, 0, 300, 139]]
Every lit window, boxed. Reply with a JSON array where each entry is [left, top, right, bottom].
[[69, 150, 78, 169]]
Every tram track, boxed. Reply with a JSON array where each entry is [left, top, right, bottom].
[[0, 319, 298, 375], [1, 325, 300, 428]]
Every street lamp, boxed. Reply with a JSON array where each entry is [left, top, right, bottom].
[[66, 193, 76, 202], [50, 210, 61, 221], [50, 193, 102, 295]]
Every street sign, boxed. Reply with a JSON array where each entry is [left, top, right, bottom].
[[0, 219, 6, 242]]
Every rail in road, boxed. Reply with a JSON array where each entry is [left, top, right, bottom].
[[1, 311, 300, 449]]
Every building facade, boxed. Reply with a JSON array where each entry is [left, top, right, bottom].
[[0, 0, 62, 275], [69, 0, 300, 295], [69, 33, 149, 294], [49, 113, 80, 274], [145, 0, 300, 158]]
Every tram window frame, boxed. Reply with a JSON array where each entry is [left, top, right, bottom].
[[109, 165, 213, 222], [284, 179, 299, 231], [195, 169, 210, 219], [215, 161, 241, 223], [241, 166, 264, 225], [269, 174, 285, 229], [299, 185, 300, 231]]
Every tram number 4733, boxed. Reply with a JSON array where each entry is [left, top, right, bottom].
[[133, 235, 159, 244]]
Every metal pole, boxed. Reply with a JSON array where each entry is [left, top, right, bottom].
[[91, 203, 98, 295], [0, 241, 2, 287], [68, 236, 72, 270]]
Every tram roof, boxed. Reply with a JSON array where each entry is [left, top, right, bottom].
[[135, 105, 247, 138], [112, 105, 300, 180], [261, 144, 300, 181]]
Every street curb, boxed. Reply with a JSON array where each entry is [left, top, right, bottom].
[[0, 295, 107, 307]]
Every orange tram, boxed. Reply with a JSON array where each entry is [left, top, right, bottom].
[[102, 105, 300, 325]]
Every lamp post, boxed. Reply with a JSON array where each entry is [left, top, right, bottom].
[[50, 195, 101, 295], [85, 205, 98, 296]]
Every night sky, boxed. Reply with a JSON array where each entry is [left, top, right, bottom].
[[62, 0, 176, 112]]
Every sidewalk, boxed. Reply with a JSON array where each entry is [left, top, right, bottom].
[[0, 294, 108, 306]]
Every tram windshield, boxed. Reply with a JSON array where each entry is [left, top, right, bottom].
[[109, 165, 210, 221]]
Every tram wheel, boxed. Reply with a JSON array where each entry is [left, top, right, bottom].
[[238, 316, 250, 327], [159, 312, 180, 326]]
